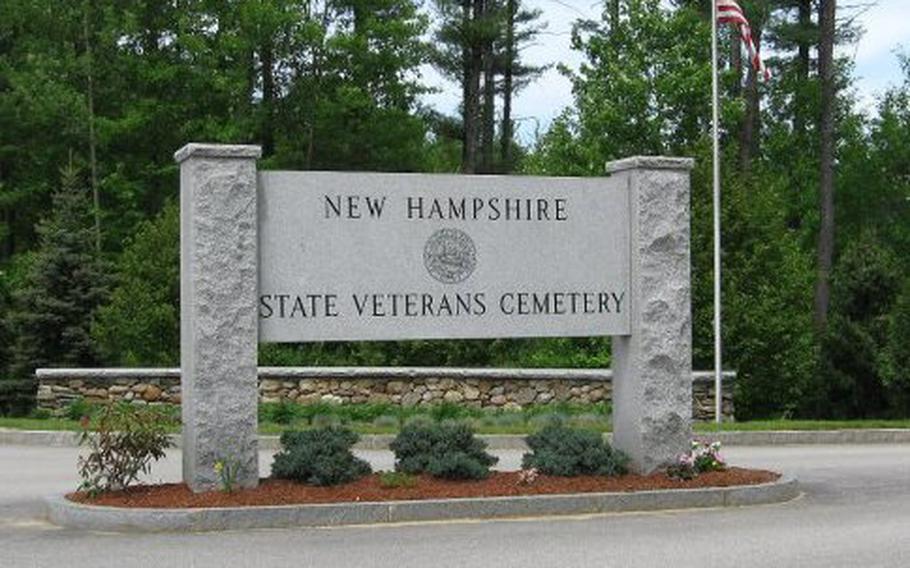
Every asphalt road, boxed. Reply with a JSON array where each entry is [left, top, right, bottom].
[[1, 444, 909, 568]]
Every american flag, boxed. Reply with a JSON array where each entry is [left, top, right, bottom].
[[717, 0, 771, 81]]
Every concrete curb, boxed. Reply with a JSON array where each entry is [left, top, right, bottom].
[[45, 476, 799, 532], [4, 429, 910, 450]]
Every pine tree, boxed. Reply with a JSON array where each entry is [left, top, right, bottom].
[[499, 0, 547, 172], [432, 0, 544, 173], [8, 165, 110, 378]]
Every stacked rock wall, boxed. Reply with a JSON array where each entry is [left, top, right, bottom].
[[36, 367, 735, 421]]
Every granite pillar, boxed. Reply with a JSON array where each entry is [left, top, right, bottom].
[[607, 156, 694, 474], [175, 143, 261, 492]]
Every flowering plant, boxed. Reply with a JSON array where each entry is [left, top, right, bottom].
[[517, 468, 540, 486], [214, 457, 240, 493], [667, 440, 726, 480]]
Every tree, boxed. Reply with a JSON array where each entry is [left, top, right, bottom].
[[7, 165, 110, 378], [736, 0, 771, 174], [882, 281, 910, 415], [806, 234, 901, 418], [813, 0, 836, 330], [93, 201, 179, 366], [527, 0, 711, 173], [499, 0, 546, 172], [432, 0, 544, 173], [432, 0, 491, 173], [274, 0, 431, 171]]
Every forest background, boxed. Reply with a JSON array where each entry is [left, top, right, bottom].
[[1, 0, 908, 420]]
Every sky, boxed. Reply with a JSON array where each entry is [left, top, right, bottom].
[[419, 0, 910, 144]]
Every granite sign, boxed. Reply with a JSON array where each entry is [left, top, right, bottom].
[[258, 171, 631, 342], [175, 143, 693, 493]]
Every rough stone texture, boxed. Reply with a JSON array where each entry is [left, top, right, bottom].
[[608, 156, 695, 474], [176, 143, 261, 492], [34, 368, 735, 421]]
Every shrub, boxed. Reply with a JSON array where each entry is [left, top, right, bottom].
[[667, 440, 726, 480], [77, 404, 174, 496], [521, 420, 628, 477], [271, 426, 371, 486], [390, 420, 498, 480], [28, 407, 52, 420], [64, 398, 95, 421]]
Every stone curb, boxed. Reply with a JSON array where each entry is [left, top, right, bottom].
[[44, 476, 799, 533], [4, 429, 910, 450]]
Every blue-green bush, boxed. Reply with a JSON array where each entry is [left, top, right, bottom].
[[271, 426, 371, 486], [390, 420, 497, 480], [522, 420, 627, 477]]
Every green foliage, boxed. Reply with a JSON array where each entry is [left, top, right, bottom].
[[63, 398, 96, 421], [271, 426, 372, 486], [6, 166, 110, 382], [27, 407, 52, 420], [0, 273, 11, 376], [77, 404, 174, 496], [429, 402, 481, 422], [378, 471, 418, 489], [93, 202, 179, 366], [214, 457, 240, 493], [805, 235, 904, 418], [666, 440, 726, 481], [259, 400, 298, 425], [521, 420, 627, 477], [525, 0, 710, 175], [0, 379, 34, 417], [390, 420, 498, 480], [688, 147, 817, 419], [0, 0, 909, 423], [882, 281, 910, 413]]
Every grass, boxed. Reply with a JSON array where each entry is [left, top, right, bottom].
[[3, 403, 910, 435]]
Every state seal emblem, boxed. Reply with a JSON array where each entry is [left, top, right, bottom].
[[423, 228, 477, 284]]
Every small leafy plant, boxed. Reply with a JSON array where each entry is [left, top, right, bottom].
[[667, 440, 727, 480], [390, 420, 498, 480], [522, 419, 628, 477], [77, 403, 173, 497], [214, 457, 240, 493], [271, 426, 371, 486], [259, 400, 297, 425], [379, 471, 418, 489], [65, 398, 95, 421]]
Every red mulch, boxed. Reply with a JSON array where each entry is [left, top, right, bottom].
[[68, 468, 779, 509]]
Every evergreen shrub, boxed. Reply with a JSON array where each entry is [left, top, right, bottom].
[[390, 420, 498, 480], [271, 426, 371, 486], [522, 420, 628, 477]]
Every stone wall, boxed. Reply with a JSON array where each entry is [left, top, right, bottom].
[[36, 367, 735, 421]]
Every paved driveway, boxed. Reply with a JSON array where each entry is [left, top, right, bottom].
[[1, 444, 909, 567]]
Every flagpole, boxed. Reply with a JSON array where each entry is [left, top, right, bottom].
[[711, 0, 723, 424]]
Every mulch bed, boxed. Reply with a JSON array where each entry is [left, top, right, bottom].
[[68, 468, 779, 509]]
